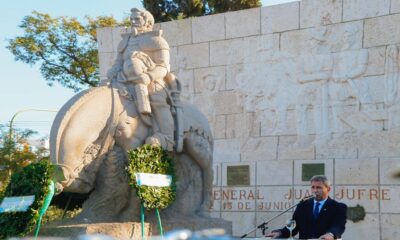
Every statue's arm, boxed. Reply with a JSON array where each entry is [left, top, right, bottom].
[[135, 33, 170, 85], [146, 48, 170, 82]]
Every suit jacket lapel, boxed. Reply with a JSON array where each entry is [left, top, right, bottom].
[[317, 197, 332, 219], [306, 199, 314, 222]]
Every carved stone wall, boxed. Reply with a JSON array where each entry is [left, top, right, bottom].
[[97, 0, 400, 239]]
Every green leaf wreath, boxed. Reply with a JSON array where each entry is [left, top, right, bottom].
[[0, 160, 53, 238], [126, 144, 176, 210]]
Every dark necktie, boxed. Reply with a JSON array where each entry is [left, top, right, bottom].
[[313, 202, 321, 219]]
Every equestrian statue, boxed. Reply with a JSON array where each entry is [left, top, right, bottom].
[[50, 8, 214, 222]]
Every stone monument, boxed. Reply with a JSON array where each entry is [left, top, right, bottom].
[[48, 8, 231, 238], [94, 1, 400, 238]]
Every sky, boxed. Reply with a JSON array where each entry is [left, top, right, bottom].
[[0, 0, 296, 138]]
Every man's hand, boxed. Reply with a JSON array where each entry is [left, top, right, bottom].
[[320, 232, 334, 240], [265, 231, 281, 239]]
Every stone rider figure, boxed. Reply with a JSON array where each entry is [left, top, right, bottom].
[[102, 8, 175, 151]]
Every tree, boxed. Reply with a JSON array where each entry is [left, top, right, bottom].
[[7, 12, 129, 92], [208, 0, 261, 14], [7, 2, 261, 92], [0, 125, 39, 184], [142, 0, 262, 23], [142, 0, 206, 22]]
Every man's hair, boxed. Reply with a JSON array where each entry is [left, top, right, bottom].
[[310, 175, 330, 187], [131, 8, 154, 31]]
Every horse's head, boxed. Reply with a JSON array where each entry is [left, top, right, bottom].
[[114, 93, 150, 151]]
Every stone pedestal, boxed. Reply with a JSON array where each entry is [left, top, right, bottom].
[[39, 222, 151, 239], [149, 217, 232, 236], [39, 218, 232, 239]]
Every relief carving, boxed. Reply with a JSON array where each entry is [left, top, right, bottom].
[[307, 27, 328, 54], [194, 72, 222, 125], [295, 48, 371, 144], [176, 59, 193, 103], [330, 49, 381, 132], [331, 50, 370, 103], [296, 54, 331, 144], [385, 45, 400, 129], [330, 23, 362, 53]]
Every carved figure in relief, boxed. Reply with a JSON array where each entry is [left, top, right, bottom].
[[331, 49, 370, 102], [384, 45, 400, 129], [307, 27, 328, 53], [296, 49, 371, 143], [190, 71, 224, 142], [296, 27, 347, 142], [328, 27, 372, 124], [195, 73, 221, 124], [296, 54, 332, 144], [50, 8, 215, 222], [385, 45, 400, 105], [176, 57, 194, 103], [330, 49, 375, 132]]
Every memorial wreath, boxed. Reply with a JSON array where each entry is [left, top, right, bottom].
[[126, 144, 176, 210]]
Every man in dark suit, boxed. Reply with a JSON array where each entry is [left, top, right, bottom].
[[266, 175, 347, 240]]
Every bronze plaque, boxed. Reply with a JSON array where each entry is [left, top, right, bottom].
[[227, 165, 250, 186], [302, 163, 325, 181]]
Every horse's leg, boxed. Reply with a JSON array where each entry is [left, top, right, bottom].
[[183, 129, 213, 217], [78, 146, 131, 222]]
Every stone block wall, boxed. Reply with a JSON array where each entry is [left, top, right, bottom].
[[98, 0, 400, 238]]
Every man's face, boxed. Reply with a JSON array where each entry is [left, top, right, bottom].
[[130, 12, 145, 29], [311, 180, 330, 201]]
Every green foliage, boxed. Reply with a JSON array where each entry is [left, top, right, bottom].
[[0, 124, 39, 184], [142, 0, 206, 22], [42, 205, 82, 224], [0, 177, 8, 199], [208, 0, 261, 14], [142, 0, 261, 22], [0, 161, 53, 238], [126, 144, 176, 209], [7, 12, 130, 92]]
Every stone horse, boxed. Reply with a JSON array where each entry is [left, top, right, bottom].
[[50, 84, 214, 222]]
